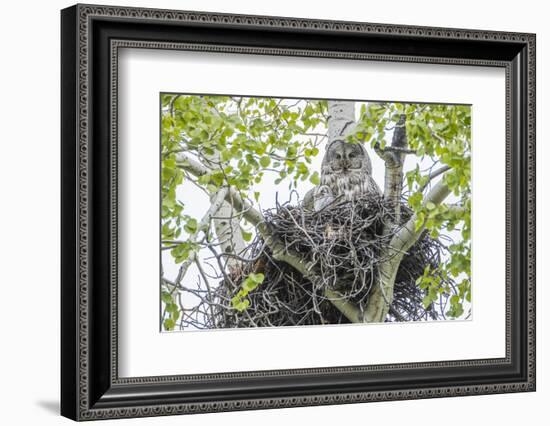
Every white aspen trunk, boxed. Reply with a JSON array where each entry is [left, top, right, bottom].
[[204, 151, 245, 271], [364, 252, 403, 322], [356, 114, 408, 322], [366, 175, 452, 323], [327, 100, 356, 143], [211, 197, 246, 269]]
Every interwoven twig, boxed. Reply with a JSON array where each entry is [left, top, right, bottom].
[[171, 195, 454, 329]]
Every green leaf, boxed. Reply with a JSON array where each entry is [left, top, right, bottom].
[[408, 192, 423, 210], [161, 292, 173, 305], [184, 218, 198, 234], [165, 303, 178, 313], [234, 299, 250, 312], [198, 174, 210, 185], [163, 318, 175, 330], [422, 295, 433, 309], [259, 156, 271, 168], [415, 212, 425, 232], [309, 171, 320, 185], [250, 273, 265, 284], [210, 172, 224, 187], [242, 278, 257, 292], [241, 228, 253, 242]]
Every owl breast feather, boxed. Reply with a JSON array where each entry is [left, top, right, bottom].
[[321, 170, 381, 201]]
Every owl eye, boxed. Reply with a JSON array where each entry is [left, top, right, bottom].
[[348, 152, 357, 159], [335, 153, 342, 160]]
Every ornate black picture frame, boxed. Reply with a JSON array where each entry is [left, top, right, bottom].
[[61, 3, 536, 421]]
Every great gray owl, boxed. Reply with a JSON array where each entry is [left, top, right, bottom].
[[304, 140, 381, 211]]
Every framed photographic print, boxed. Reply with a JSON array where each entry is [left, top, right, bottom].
[[60, 3, 536, 421]]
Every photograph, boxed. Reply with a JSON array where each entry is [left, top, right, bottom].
[[57, 3, 536, 420], [160, 94, 472, 331]]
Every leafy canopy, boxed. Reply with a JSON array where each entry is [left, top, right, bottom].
[[160, 95, 471, 329]]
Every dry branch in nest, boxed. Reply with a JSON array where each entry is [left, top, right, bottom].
[[186, 195, 454, 329]]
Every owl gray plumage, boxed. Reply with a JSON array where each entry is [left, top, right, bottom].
[[306, 140, 381, 211]]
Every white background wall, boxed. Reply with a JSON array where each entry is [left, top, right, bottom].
[[0, 0, 546, 424]]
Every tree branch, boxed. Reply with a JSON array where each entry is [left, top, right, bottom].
[[169, 188, 229, 286], [363, 172, 453, 324], [448, 205, 467, 216], [176, 153, 264, 226], [382, 146, 416, 154], [381, 114, 408, 223], [391, 175, 452, 254], [418, 164, 451, 193], [177, 154, 286, 255], [324, 288, 364, 323], [374, 145, 416, 160]]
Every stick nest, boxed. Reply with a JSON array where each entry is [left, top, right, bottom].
[[195, 195, 453, 328]]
